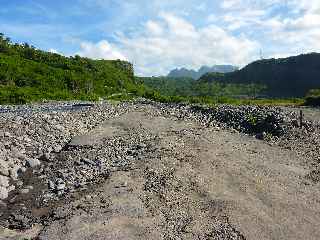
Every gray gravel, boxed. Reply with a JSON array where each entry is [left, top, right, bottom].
[[1, 99, 320, 240], [0, 99, 317, 202]]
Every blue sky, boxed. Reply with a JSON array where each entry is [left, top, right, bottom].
[[0, 0, 319, 76]]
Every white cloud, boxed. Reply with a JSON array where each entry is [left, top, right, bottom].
[[73, 1, 320, 76], [291, 0, 320, 14], [221, 0, 241, 10], [77, 13, 259, 76], [49, 48, 59, 54], [116, 13, 259, 76], [146, 20, 164, 36], [222, 10, 265, 31], [159, 12, 197, 38], [218, 0, 320, 58], [77, 40, 127, 60], [260, 6, 320, 55]]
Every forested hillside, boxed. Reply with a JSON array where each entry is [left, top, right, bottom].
[[139, 76, 266, 98], [0, 33, 146, 103], [0, 33, 316, 105], [199, 53, 320, 97], [138, 77, 196, 96]]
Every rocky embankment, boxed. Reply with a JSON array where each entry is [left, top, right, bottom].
[[0, 102, 122, 201], [1, 100, 320, 239]]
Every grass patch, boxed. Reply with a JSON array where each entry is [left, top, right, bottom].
[[142, 90, 304, 107], [0, 85, 304, 107]]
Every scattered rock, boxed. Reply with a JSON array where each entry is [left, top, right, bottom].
[[39, 153, 51, 162], [48, 180, 55, 190], [53, 145, 62, 153], [0, 187, 8, 200], [4, 132, 11, 137], [16, 181, 24, 187], [0, 99, 319, 238], [20, 188, 30, 194], [256, 132, 267, 140], [81, 158, 95, 166], [0, 164, 9, 177], [26, 158, 41, 168], [56, 183, 65, 191], [0, 175, 9, 187], [20, 167, 27, 173], [7, 185, 15, 192], [9, 167, 19, 180]]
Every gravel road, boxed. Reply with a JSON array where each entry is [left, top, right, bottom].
[[1, 100, 320, 240]]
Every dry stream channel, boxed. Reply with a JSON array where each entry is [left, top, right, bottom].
[[0, 100, 320, 240]]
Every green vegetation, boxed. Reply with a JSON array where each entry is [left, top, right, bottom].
[[199, 53, 320, 98], [139, 76, 267, 98], [0, 33, 149, 104], [140, 90, 303, 106], [137, 76, 196, 96], [246, 114, 258, 126], [140, 75, 303, 106], [305, 89, 320, 106], [0, 34, 308, 107]]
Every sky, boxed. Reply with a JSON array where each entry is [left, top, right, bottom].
[[0, 0, 319, 76]]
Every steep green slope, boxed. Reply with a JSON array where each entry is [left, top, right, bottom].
[[0, 34, 145, 103], [199, 53, 320, 97]]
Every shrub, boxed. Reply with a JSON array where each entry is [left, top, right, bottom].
[[305, 89, 320, 106]]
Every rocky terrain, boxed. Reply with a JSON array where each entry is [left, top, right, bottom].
[[0, 99, 320, 240]]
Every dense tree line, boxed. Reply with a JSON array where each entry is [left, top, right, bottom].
[[137, 77, 196, 96], [139, 76, 266, 98], [0, 33, 147, 103], [199, 53, 320, 98]]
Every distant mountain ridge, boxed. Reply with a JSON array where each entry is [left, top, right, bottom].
[[167, 65, 238, 79], [199, 53, 320, 97]]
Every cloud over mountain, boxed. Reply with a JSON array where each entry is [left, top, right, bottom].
[[1, 0, 319, 76], [80, 12, 259, 76]]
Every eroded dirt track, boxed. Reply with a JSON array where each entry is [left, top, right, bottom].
[[1, 103, 320, 240]]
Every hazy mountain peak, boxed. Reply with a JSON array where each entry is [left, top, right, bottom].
[[167, 65, 238, 79]]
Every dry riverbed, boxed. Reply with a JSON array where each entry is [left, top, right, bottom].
[[0, 100, 320, 240]]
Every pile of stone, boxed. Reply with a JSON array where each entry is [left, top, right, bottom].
[[149, 101, 296, 138], [39, 132, 152, 204], [0, 102, 130, 201], [206, 105, 289, 137], [1, 99, 319, 233], [0, 99, 306, 202]]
